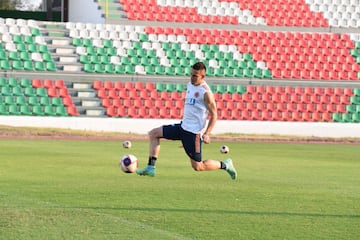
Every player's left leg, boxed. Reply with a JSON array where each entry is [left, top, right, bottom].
[[137, 124, 182, 177], [182, 130, 237, 180], [136, 126, 162, 177]]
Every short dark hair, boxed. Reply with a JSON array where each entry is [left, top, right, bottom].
[[192, 62, 206, 72]]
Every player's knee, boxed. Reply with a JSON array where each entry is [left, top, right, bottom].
[[148, 127, 161, 139]]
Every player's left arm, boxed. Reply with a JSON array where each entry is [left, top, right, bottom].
[[203, 91, 218, 143]]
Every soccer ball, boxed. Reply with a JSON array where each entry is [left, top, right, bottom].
[[119, 154, 138, 173], [220, 145, 229, 154], [122, 140, 132, 149]]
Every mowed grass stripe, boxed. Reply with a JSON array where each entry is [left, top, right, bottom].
[[1, 139, 360, 239]]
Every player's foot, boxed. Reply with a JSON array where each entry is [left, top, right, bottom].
[[136, 165, 156, 177], [223, 159, 237, 180]]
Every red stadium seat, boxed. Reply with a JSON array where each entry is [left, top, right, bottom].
[[93, 80, 103, 90], [32, 78, 43, 88]]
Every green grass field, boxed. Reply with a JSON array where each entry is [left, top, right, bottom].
[[0, 138, 359, 239]]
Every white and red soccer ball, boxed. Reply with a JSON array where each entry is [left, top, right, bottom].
[[220, 145, 229, 154], [119, 154, 138, 173]]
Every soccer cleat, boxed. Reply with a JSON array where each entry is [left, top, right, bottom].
[[223, 159, 237, 180], [136, 165, 156, 177]]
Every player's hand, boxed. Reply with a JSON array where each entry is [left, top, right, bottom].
[[202, 134, 210, 144]]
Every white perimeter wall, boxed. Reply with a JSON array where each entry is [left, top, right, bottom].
[[68, 0, 104, 23], [0, 116, 360, 138]]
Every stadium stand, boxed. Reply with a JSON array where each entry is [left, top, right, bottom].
[[96, 0, 360, 28], [0, 77, 79, 116], [0, 0, 360, 123]]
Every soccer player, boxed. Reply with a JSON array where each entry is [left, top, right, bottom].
[[136, 62, 237, 180]]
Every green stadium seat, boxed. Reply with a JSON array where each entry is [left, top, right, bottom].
[[20, 52, 31, 61], [82, 39, 92, 47], [100, 55, 110, 64], [84, 63, 95, 73], [55, 106, 68, 116], [341, 113, 352, 122], [24, 35, 34, 44], [12, 60, 24, 70], [24, 61, 34, 70], [20, 105, 32, 115], [0, 105, 9, 115], [226, 85, 236, 94], [28, 43, 38, 53], [8, 78, 19, 87], [8, 104, 20, 115], [12, 86, 23, 96], [16, 96, 27, 105], [1, 86, 12, 95], [165, 83, 175, 92], [124, 65, 134, 74], [144, 65, 155, 75], [0, 60, 11, 70], [35, 61, 46, 71], [40, 96, 51, 106], [0, 78, 6, 86], [103, 39, 113, 48], [332, 113, 342, 122], [28, 96, 40, 106], [236, 85, 247, 94], [175, 83, 185, 92], [114, 64, 125, 74], [24, 87, 36, 97], [96, 48, 107, 56], [4, 96, 15, 105], [72, 38, 81, 46], [106, 47, 117, 56], [164, 67, 174, 75], [154, 65, 165, 75], [42, 52, 53, 62], [13, 35, 22, 43], [32, 105, 45, 116], [352, 113, 360, 123], [44, 105, 56, 116], [86, 46, 96, 55], [262, 69, 272, 79], [36, 88, 48, 97], [90, 55, 100, 64], [0, 50, 6, 60], [156, 82, 164, 91], [31, 28, 41, 36], [350, 96, 360, 104], [94, 64, 105, 73], [105, 64, 115, 73], [79, 55, 90, 64], [354, 88, 360, 96], [46, 62, 57, 71], [51, 97, 63, 106], [346, 105, 356, 113], [16, 43, 27, 52], [216, 85, 226, 93], [39, 45, 49, 54]]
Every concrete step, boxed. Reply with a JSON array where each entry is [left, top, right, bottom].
[[78, 91, 96, 98], [73, 83, 93, 89], [86, 108, 105, 116], [82, 100, 101, 107], [63, 65, 82, 72]]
